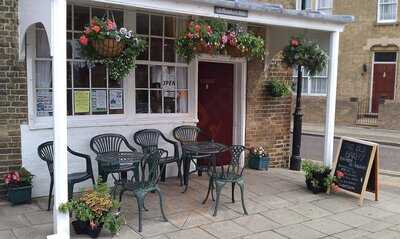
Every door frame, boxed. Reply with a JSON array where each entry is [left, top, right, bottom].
[[193, 54, 247, 165], [369, 52, 398, 112]]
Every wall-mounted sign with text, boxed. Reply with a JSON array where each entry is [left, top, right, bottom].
[[214, 6, 248, 17]]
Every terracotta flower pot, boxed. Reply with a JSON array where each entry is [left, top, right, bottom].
[[92, 39, 125, 58]]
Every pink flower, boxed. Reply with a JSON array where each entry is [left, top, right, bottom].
[[106, 19, 117, 30], [89, 221, 97, 229], [84, 27, 92, 35], [187, 32, 194, 39], [91, 25, 101, 33], [206, 25, 213, 34], [336, 171, 344, 178], [194, 24, 201, 33], [290, 39, 299, 47], [221, 35, 228, 44], [79, 35, 89, 46]]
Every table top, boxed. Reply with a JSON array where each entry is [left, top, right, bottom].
[[95, 151, 145, 164], [182, 141, 227, 155]]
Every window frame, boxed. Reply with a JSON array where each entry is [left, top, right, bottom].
[[26, 4, 196, 130], [293, 67, 328, 97], [377, 0, 398, 23], [317, 0, 333, 14]]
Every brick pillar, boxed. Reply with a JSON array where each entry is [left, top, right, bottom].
[[0, 0, 27, 195], [246, 27, 292, 168]]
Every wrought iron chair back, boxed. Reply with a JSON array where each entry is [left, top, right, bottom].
[[90, 133, 136, 154], [140, 148, 168, 186], [225, 145, 249, 177]]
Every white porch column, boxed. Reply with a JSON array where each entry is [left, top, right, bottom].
[[48, 0, 70, 238], [323, 31, 340, 167]]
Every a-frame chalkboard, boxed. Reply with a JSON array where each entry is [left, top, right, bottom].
[[330, 137, 379, 206]]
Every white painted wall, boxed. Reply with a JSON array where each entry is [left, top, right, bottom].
[[21, 122, 195, 197]]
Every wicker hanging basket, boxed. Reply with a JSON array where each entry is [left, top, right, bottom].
[[92, 38, 125, 58], [226, 45, 247, 58], [195, 43, 215, 55]]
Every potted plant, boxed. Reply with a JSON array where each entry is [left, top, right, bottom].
[[78, 17, 145, 81], [59, 183, 122, 238], [248, 147, 270, 171], [269, 79, 292, 97], [3, 167, 34, 205], [176, 17, 265, 62], [302, 160, 334, 194]]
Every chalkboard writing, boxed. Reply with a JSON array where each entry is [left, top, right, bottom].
[[334, 139, 373, 194]]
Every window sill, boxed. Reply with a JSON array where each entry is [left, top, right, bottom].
[[27, 114, 198, 130], [375, 21, 399, 26]]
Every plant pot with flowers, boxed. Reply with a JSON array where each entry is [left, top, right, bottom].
[[3, 167, 34, 205], [248, 147, 270, 171], [59, 183, 122, 238], [302, 160, 336, 194], [79, 17, 145, 81]]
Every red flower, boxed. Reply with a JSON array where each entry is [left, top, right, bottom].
[[331, 184, 341, 193], [206, 25, 212, 33], [91, 25, 101, 33], [79, 35, 89, 46], [106, 19, 117, 30], [290, 39, 299, 47], [84, 27, 92, 35], [194, 24, 201, 33], [336, 171, 345, 178]]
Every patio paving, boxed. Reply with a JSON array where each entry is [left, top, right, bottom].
[[1, 168, 400, 239]]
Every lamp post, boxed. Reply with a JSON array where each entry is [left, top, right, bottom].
[[290, 65, 303, 171]]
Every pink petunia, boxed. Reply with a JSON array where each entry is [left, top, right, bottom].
[[79, 35, 89, 46]]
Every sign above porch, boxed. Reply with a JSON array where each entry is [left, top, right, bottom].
[[214, 6, 248, 17]]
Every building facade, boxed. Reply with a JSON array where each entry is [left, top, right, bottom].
[[278, 0, 400, 129]]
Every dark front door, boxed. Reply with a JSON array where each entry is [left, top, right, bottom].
[[198, 62, 234, 166], [372, 64, 396, 113]]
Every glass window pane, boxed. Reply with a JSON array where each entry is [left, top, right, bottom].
[[150, 90, 162, 113], [92, 8, 107, 20], [136, 13, 149, 35], [92, 89, 107, 114], [109, 89, 124, 114], [36, 61, 52, 88], [150, 38, 163, 61], [136, 90, 149, 113], [163, 66, 176, 90], [109, 78, 122, 88], [74, 6, 90, 31], [177, 90, 188, 113], [67, 89, 72, 115], [67, 32, 73, 59], [164, 91, 175, 113], [67, 5, 72, 30], [177, 67, 188, 89], [164, 39, 176, 62], [375, 52, 397, 62], [36, 89, 53, 116], [302, 77, 308, 93], [73, 33, 83, 59], [73, 63, 90, 88], [137, 37, 149, 60], [135, 65, 148, 88], [380, 3, 397, 20], [67, 62, 72, 88], [150, 65, 162, 88], [36, 29, 50, 58], [151, 15, 163, 36], [112, 10, 124, 27], [165, 16, 176, 37], [91, 64, 107, 88]]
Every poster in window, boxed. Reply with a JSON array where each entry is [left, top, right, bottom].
[[91, 90, 107, 112], [109, 89, 123, 110], [162, 67, 176, 91], [37, 90, 53, 116], [74, 90, 90, 113]]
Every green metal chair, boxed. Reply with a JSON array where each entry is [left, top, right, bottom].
[[119, 149, 168, 232], [208, 145, 249, 217]]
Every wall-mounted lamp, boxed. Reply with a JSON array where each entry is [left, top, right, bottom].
[[362, 64, 368, 73]]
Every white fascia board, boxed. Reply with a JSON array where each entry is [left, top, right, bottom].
[[89, 0, 346, 32]]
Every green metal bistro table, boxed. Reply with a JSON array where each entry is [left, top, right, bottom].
[[181, 141, 227, 194]]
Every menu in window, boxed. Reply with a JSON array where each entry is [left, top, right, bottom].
[[74, 90, 90, 113], [92, 90, 107, 112], [36, 90, 53, 115], [109, 89, 123, 110]]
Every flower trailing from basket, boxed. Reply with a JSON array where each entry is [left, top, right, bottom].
[[251, 146, 267, 157], [176, 17, 265, 62], [59, 182, 122, 235], [3, 167, 33, 188], [79, 17, 146, 81], [269, 79, 292, 97], [282, 36, 328, 76]]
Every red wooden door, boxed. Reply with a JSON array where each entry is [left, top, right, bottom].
[[198, 62, 234, 166], [372, 64, 396, 113]]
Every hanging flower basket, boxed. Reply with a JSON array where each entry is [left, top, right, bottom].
[[78, 17, 145, 81], [176, 17, 265, 62], [91, 39, 125, 58]]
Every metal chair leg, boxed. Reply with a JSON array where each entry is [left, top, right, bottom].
[[177, 161, 183, 186], [238, 181, 248, 215], [48, 179, 54, 211], [232, 182, 236, 203], [213, 181, 226, 217], [155, 188, 168, 222], [68, 183, 74, 200], [202, 177, 213, 204], [136, 196, 145, 232]]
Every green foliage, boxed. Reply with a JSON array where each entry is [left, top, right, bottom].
[[176, 17, 265, 62], [78, 17, 146, 81], [269, 79, 291, 97], [302, 160, 334, 192], [282, 36, 328, 76], [59, 182, 122, 235], [3, 167, 34, 187]]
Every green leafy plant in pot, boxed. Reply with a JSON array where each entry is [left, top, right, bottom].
[[59, 183, 122, 238], [302, 160, 333, 194], [3, 167, 34, 205], [268, 79, 291, 97]]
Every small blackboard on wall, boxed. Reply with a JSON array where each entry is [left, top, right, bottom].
[[331, 137, 379, 206]]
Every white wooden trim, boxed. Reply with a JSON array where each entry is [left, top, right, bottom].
[[323, 31, 340, 168], [377, 0, 398, 23], [49, 0, 70, 238]]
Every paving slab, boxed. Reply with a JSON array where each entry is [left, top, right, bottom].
[[328, 211, 374, 227], [352, 206, 396, 219], [366, 229, 400, 239], [302, 218, 351, 235], [200, 221, 251, 239], [274, 223, 326, 239], [333, 228, 372, 239], [166, 228, 216, 239], [358, 220, 394, 232], [290, 203, 332, 219], [233, 214, 280, 232], [260, 208, 310, 226], [242, 230, 287, 239], [0, 230, 16, 239]]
